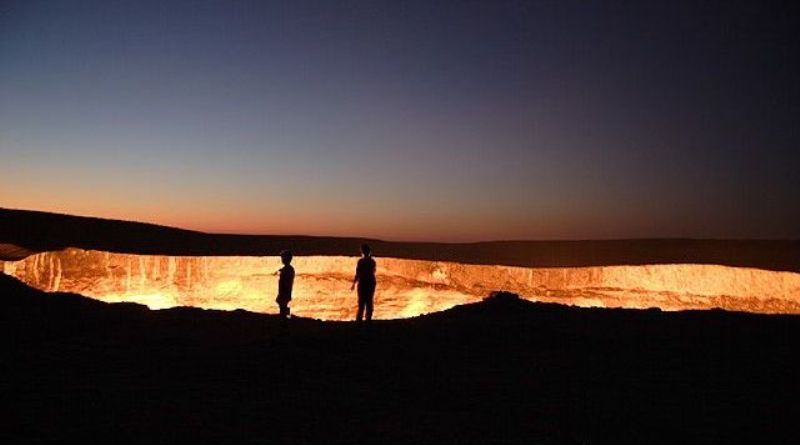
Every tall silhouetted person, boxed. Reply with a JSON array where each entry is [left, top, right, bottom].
[[275, 250, 294, 318], [351, 243, 376, 321]]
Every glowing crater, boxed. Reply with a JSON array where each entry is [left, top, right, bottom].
[[3, 248, 800, 319]]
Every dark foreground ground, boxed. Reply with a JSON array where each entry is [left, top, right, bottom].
[[2, 273, 799, 443]]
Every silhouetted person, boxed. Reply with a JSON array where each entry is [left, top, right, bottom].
[[275, 250, 294, 319], [351, 243, 376, 321]]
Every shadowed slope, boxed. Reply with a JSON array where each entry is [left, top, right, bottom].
[[2, 273, 799, 442], [3, 207, 800, 271]]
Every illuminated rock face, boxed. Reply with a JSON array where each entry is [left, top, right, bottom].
[[3, 248, 800, 319]]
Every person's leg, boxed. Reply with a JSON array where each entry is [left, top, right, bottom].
[[365, 299, 373, 321], [365, 293, 374, 321], [279, 302, 287, 318], [277, 302, 290, 335], [356, 295, 365, 321]]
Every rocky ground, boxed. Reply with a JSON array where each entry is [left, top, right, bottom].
[[2, 273, 800, 443]]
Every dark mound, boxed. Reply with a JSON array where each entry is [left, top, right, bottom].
[[2, 273, 799, 443], [3, 207, 800, 271]]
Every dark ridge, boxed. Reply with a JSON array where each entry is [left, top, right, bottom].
[[3, 207, 800, 271], [3, 272, 800, 442]]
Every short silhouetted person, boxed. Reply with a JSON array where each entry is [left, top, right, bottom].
[[351, 243, 376, 321], [275, 250, 294, 319]]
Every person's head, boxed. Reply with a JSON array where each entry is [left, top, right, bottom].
[[280, 250, 293, 265], [360, 243, 371, 257]]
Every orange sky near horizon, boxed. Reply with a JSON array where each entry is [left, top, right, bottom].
[[3, 1, 799, 242], [1, 199, 607, 242]]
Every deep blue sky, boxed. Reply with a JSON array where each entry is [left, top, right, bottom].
[[1, 0, 798, 240]]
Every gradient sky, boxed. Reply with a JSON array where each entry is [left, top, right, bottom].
[[1, 1, 798, 241]]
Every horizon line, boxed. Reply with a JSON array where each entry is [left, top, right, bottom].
[[3, 206, 799, 244]]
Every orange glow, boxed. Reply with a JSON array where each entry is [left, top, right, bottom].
[[3, 248, 800, 319]]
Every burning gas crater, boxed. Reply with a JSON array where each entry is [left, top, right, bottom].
[[3, 248, 800, 319]]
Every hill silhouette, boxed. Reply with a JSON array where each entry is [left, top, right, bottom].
[[2, 273, 799, 442], [3, 207, 800, 271]]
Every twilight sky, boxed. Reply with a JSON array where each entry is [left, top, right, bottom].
[[1, 0, 798, 241]]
